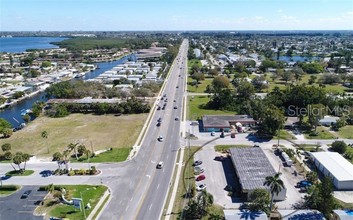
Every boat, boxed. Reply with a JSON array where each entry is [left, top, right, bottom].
[[20, 109, 32, 116]]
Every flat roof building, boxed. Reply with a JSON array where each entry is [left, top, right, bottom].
[[310, 152, 353, 190], [202, 115, 256, 132], [229, 147, 286, 201]]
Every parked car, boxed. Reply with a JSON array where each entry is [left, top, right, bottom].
[[211, 131, 215, 136], [157, 106, 161, 110], [157, 122, 161, 127], [193, 160, 203, 166], [158, 135, 164, 142], [174, 106, 178, 109], [21, 190, 32, 199], [194, 168, 204, 174], [196, 184, 207, 191], [157, 117, 162, 122], [156, 161, 164, 169], [196, 174, 205, 181], [175, 117, 179, 121]]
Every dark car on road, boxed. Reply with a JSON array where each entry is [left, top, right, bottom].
[[21, 190, 32, 199], [193, 160, 202, 166]]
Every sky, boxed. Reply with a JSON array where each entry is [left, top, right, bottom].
[[0, 0, 352, 31]]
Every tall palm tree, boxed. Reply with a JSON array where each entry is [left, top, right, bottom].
[[41, 131, 49, 153], [68, 143, 79, 160], [263, 172, 284, 212]]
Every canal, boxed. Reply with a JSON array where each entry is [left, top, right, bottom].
[[0, 54, 136, 127]]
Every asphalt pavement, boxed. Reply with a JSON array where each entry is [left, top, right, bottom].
[[0, 186, 46, 220]]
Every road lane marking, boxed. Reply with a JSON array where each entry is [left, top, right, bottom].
[[157, 184, 160, 189], [130, 197, 133, 201], [149, 203, 153, 210], [125, 205, 129, 211], [146, 174, 151, 178]]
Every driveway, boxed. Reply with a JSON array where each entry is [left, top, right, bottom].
[[0, 186, 46, 220]]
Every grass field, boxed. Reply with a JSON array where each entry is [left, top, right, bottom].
[[188, 59, 202, 70], [0, 185, 20, 196], [48, 185, 107, 219], [71, 148, 130, 163], [5, 170, 34, 176], [0, 113, 147, 158], [187, 96, 236, 120], [337, 125, 353, 139], [187, 77, 212, 93], [263, 73, 348, 93], [214, 144, 252, 152], [275, 129, 297, 140], [303, 126, 336, 139]]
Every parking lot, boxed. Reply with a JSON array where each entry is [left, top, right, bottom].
[[0, 186, 47, 220], [194, 141, 304, 209]]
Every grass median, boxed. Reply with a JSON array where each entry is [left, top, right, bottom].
[[0, 185, 20, 196], [5, 170, 34, 176]]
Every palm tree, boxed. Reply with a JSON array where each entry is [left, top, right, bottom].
[[41, 131, 49, 153], [22, 153, 30, 170], [68, 143, 79, 160], [263, 172, 284, 212]]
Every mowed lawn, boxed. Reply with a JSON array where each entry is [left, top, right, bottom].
[[0, 113, 147, 157], [338, 125, 353, 139], [187, 77, 213, 93], [187, 96, 236, 120]]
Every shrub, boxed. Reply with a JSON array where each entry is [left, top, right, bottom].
[[68, 170, 75, 176], [331, 141, 347, 154]]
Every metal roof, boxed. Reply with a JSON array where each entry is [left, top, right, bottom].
[[229, 147, 276, 191], [310, 152, 353, 181]]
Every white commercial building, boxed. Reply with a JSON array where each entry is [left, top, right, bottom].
[[310, 152, 353, 190]]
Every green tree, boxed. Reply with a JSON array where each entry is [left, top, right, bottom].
[[41, 61, 52, 68], [12, 152, 24, 171], [304, 176, 336, 218], [258, 105, 285, 136], [335, 118, 347, 130], [41, 130, 49, 153], [236, 81, 255, 100], [68, 143, 79, 160], [263, 172, 284, 211], [2, 128, 13, 138], [331, 141, 347, 154], [77, 144, 86, 155], [0, 118, 12, 137], [23, 114, 31, 123], [212, 76, 229, 92], [1, 143, 11, 152], [208, 69, 219, 77], [248, 188, 270, 213], [22, 153, 30, 170], [306, 171, 318, 184], [4, 151, 12, 160]]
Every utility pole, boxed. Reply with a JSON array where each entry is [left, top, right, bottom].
[[80, 192, 87, 219]]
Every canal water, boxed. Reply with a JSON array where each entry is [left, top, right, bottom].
[[0, 54, 136, 127]]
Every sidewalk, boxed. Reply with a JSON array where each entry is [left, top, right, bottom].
[[87, 188, 111, 220]]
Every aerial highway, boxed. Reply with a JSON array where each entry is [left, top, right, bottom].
[[100, 39, 189, 220]]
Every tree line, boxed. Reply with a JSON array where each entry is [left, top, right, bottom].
[[46, 97, 150, 117]]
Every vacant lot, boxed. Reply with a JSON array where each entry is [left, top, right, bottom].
[[187, 96, 236, 120], [0, 113, 147, 158], [187, 77, 212, 93]]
